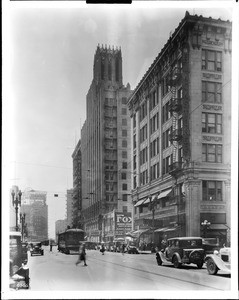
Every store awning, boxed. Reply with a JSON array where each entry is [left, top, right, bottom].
[[133, 229, 150, 236], [164, 226, 181, 232], [143, 195, 158, 204], [208, 224, 228, 230], [157, 189, 172, 200], [154, 227, 170, 232], [134, 199, 146, 207]]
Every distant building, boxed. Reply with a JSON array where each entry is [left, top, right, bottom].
[[72, 139, 82, 228], [66, 189, 74, 228], [128, 12, 231, 247], [80, 45, 132, 242], [55, 219, 67, 242], [20, 189, 48, 242]]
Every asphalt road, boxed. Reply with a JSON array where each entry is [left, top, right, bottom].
[[25, 246, 230, 292]]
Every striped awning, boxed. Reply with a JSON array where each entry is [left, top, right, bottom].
[[157, 189, 172, 200], [143, 195, 158, 204], [134, 199, 146, 207]]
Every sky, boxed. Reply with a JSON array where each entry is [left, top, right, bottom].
[[3, 1, 235, 239]]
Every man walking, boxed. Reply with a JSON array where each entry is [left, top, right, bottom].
[[75, 243, 87, 266]]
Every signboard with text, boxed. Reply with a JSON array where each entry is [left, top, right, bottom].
[[115, 212, 132, 236]]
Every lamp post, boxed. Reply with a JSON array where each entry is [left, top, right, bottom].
[[11, 189, 22, 231], [201, 220, 211, 238], [20, 213, 26, 241]]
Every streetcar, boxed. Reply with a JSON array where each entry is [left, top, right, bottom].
[[57, 229, 85, 254]]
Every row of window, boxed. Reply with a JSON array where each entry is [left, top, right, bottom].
[[140, 147, 148, 166]]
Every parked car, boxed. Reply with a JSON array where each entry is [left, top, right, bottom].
[[205, 247, 231, 275], [30, 242, 44, 256], [202, 238, 220, 254], [157, 237, 205, 269], [126, 241, 139, 254]]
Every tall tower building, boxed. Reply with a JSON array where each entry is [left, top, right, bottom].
[[81, 45, 132, 243], [20, 189, 48, 242], [128, 12, 231, 247]]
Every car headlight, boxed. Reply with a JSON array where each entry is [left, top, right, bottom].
[[213, 250, 219, 255]]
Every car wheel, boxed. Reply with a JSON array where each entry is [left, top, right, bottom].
[[206, 258, 218, 275], [197, 261, 204, 269], [173, 255, 181, 268]]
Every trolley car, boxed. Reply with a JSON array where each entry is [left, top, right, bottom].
[[57, 229, 85, 254]]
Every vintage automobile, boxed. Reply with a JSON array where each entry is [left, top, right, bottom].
[[157, 237, 205, 269], [205, 247, 231, 275], [202, 238, 220, 254], [30, 242, 44, 256], [9, 232, 30, 290], [126, 241, 139, 254]]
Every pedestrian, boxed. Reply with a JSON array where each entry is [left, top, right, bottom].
[[122, 243, 125, 255], [155, 247, 162, 265], [75, 243, 87, 266], [100, 243, 105, 255], [50, 243, 53, 252], [161, 235, 167, 252]]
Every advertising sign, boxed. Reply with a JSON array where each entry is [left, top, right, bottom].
[[115, 212, 132, 236]]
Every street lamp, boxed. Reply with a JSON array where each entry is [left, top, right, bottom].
[[20, 213, 26, 241], [201, 219, 211, 238], [11, 189, 22, 231]]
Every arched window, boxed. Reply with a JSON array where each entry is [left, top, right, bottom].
[[115, 57, 119, 82]]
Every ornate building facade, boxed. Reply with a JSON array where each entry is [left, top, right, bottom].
[[128, 12, 231, 247], [80, 45, 132, 242]]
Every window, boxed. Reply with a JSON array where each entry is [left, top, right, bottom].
[[150, 113, 159, 134], [202, 181, 222, 201], [149, 91, 158, 111], [162, 127, 172, 149], [122, 97, 127, 104], [162, 154, 173, 175], [133, 135, 136, 149], [202, 49, 222, 71], [133, 114, 136, 128], [122, 151, 127, 159], [122, 130, 127, 137], [162, 102, 172, 123], [122, 162, 127, 169], [202, 113, 222, 134], [150, 162, 160, 180], [133, 155, 136, 170], [122, 194, 128, 201], [162, 73, 171, 97], [140, 124, 148, 143], [140, 170, 148, 186], [108, 61, 112, 80], [140, 147, 148, 166], [133, 176, 137, 189], [139, 101, 147, 121], [150, 137, 159, 158], [202, 81, 222, 103], [121, 172, 127, 180], [122, 119, 127, 126], [121, 108, 127, 115], [122, 140, 127, 148], [122, 183, 128, 190], [123, 206, 128, 213], [202, 144, 222, 163]]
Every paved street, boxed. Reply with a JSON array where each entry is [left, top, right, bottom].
[[25, 246, 231, 291]]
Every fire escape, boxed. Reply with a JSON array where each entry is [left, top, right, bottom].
[[168, 64, 183, 177]]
